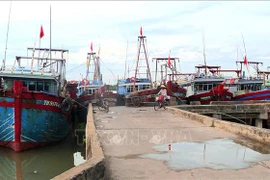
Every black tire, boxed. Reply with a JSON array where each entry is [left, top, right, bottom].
[[154, 101, 160, 111], [104, 100, 109, 113], [133, 97, 140, 107], [61, 98, 73, 113], [163, 102, 167, 110], [105, 105, 109, 113]]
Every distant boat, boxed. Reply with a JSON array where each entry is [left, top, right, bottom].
[[117, 27, 158, 107], [74, 47, 120, 121], [183, 28, 233, 105], [118, 28, 186, 106], [183, 65, 233, 105]]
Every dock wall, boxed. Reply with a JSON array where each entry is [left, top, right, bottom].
[[53, 104, 105, 180], [168, 106, 270, 145]]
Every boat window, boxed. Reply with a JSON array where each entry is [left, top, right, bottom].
[[142, 85, 150, 90], [127, 85, 133, 92], [208, 84, 213, 89], [23, 81, 27, 87], [29, 81, 36, 91], [44, 82, 51, 91], [37, 82, 43, 91], [203, 85, 208, 91], [4, 79, 13, 89]]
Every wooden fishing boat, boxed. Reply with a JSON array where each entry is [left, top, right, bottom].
[[0, 48, 72, 152]]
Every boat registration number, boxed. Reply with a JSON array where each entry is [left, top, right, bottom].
[[44, 100, 61, 108]]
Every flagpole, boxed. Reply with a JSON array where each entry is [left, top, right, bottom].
[[124, 39, 128, 79], [2, 1, 12, 71], [241, 33, 250, 76], [38, 27, 41, 69], [49, 5, 52, 72]]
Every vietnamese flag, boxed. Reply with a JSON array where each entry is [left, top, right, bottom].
[[243, 55, 248, 65], [168, 55, 171, 67], [40, 25, 44, 39], [140, 26, 143, 36], [90, 42, 93, 52]]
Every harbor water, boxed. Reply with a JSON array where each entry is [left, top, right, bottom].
[[0, 131, 86, 180]]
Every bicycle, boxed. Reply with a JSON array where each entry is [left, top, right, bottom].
[[154, 95, 168, 111], [97, 98, 109, 113]]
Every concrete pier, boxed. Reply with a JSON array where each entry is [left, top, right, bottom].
[[95, 106, 270, 180]]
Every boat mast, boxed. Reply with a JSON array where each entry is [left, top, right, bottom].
[[124, 39, 128, 79], [2, 1, 12, 71], [134, 27, 153, 90], [49, 5, 52, 72], [201, 27, 207, 76]]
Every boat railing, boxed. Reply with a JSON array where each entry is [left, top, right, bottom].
[[1, 64, 61, 77]]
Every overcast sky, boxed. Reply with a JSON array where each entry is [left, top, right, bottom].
[[0, 1, 270, 84]]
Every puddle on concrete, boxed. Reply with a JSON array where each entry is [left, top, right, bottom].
[[140, 138, 270, 170]]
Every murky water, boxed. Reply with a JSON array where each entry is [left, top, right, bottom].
[[140, 138, 270, 170], [0, 132, 86, 180]]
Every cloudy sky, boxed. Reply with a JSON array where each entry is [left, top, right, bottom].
[[0, 1, 270, 84]]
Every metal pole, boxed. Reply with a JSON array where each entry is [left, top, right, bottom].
[[50, 5, 52, 72], [2, 1, 12, 71]]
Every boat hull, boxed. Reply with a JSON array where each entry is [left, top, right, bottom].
[[234, 89, 270, 101], [187, 90, 233, 105], [124, 81, 187, 106], [0, 82, 70, 152]]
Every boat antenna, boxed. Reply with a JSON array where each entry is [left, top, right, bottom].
[[49, 5, 52, 72], [241, 33, 247, 57], [241, 33, 250, 76], [201, 26, 207, 76], [124, 39, 128, 79], [2, 1, 12, 71]]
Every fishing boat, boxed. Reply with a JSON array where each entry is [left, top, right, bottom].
[[74, 45, 120, 122], [182, 28, 233, 105], [0, 6, 71, 152], [118, 28, 187, 106], [0, 47, 72, 152], [117, 27, 159, 107], [230, 60, 269, 101], [152, 57, 187, 104], [183, 65, 233, 105], [74, 47, 103, 121]]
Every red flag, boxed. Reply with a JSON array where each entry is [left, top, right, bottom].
[[243, 55, 248, 65], [229, 78, 235, 84], [40, 25, 44, 39], [90, 42, 93, 52], [140, 26, 143, 36], [168, 55, 171, 66]]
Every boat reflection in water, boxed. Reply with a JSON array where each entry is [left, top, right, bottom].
[[0, 132, 86, 180]]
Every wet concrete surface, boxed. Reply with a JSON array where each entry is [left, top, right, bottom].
[[94, 106, 270, 180], [140, 138, 270, 171]]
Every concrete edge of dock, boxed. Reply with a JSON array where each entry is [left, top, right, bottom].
[[167, 106, 270, 145], [52, 104, 105, 180]]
